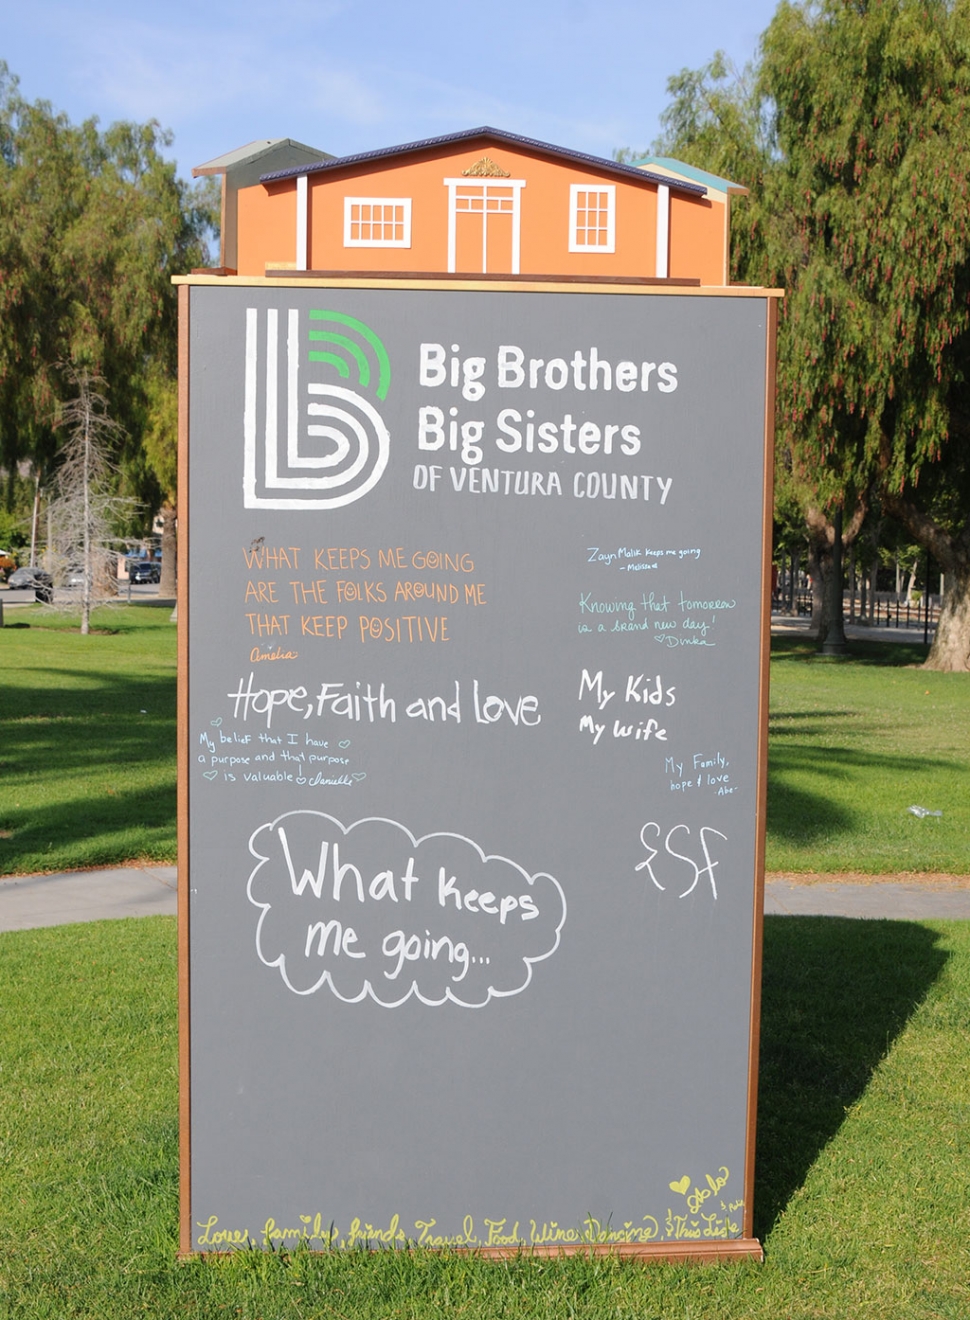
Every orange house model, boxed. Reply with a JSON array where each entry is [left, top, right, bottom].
[[195, 127, 746, 286]]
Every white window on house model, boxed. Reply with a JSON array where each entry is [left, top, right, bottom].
[[569, 184, 616, 253], [343, 198, 412, 247]]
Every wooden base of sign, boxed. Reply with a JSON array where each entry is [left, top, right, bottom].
[[181, 1239, 763, 1264], [473, 1238, 764, 1263]]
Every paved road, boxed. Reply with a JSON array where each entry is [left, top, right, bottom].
[[0, 581, 168, 609], [770, 612, 932, 646], [2, 866, 970, 933]]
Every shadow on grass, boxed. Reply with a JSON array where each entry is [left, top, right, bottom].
[[766, 740, 956, 846], [754, 914, 948, 1240], [0, 780, 177, 872], [771, 634, 930, 666], [766, 776, 855, 844], [3, 669, 175, 758], [0, 669, 176, 873]]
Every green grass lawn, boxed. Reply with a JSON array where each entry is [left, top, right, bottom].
[[768, 636, 970, 874], [2, 609, 968, 876], [0, 604, 177, 876], [1, 914, 968, 1318]]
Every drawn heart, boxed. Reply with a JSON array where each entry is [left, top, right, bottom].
[[351, 772, 367, 782], [210, 718, 223, 727], [203, 770, 218, 781], [669, 1176, 691, 1196], [338, 740, 351, 749]]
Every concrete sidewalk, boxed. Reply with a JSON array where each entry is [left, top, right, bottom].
[[2, 865, 970, 933], [764, 878, 970, 920], [0, 866, 177, 932]]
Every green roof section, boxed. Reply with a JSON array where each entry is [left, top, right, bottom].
[[632, 156, 747, 195], [193, 139, 332, 177]]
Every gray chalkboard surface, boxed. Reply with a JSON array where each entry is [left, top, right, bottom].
[[181, 282, 773, 1257]]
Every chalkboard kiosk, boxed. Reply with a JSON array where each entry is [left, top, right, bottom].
[[177, 275, 777, 1261]]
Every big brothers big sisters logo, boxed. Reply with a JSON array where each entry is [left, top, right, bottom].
[[243, 307, 391, 509]]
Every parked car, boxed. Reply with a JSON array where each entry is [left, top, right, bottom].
[[129, 560, 161, 584], [8, 566, 54, 603]]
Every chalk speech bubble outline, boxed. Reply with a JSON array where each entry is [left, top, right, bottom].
[[247, 810, 567, 1008]]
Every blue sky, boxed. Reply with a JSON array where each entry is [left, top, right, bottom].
[[4, 0, 778, 179]]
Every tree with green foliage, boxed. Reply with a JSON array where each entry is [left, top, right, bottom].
[[760, 0, 970, 670], [648, 0, 970, 669], [139, 369, 178, 598], [0, 62, 216, 560], [642, 46, 871, 651]]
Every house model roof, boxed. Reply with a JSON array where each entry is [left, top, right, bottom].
[[259, 126, 708, 198], [632, 156, 748, 201], [193, 139, 333, 177]]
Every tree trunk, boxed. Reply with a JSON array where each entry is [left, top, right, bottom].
[[924, 566, 970, 670], [880, 487, 970, 671], [81, 408, 92, 636], [159, 505, 177, 599], [820, 508, 847, 654], [868, 521, 880, 624], [806, 538, 824, 635], [823, 501, 844, 652], [806, 528, 846, 650], [30, 471, 41, 568], [805, 503, 864, 653]]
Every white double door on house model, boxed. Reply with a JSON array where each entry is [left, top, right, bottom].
[[445, 179, 525, 275]]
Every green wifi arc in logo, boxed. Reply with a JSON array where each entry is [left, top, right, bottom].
[[308, 310, 391, 400]]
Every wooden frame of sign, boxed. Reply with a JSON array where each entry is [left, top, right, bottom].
[[177, 274, 779, 1261]]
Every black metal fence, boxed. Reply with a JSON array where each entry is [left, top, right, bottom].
[[773, 588, 939, 632]]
